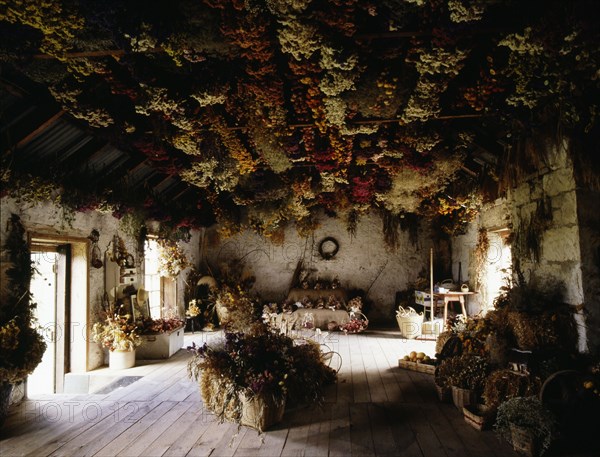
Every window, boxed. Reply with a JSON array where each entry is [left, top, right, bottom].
[[143, 237, 178, 319]]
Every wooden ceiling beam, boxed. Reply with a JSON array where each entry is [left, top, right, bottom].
[[152, 174, 174, 191], [125, 158, 150, 177], [15, 110, 65, 149], [172, 186, 191, 201]]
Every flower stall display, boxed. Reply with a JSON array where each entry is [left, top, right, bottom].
[[446, 354, 490, 409], [347, 296, 363, 313], [186, 300, 201, 318], [157, 238, 190, 278]]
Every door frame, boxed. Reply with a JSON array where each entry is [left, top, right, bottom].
[[29, 233, 89, 390]]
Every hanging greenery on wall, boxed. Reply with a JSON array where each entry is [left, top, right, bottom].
[[514, 196, 553, 263], [0, 214, 46, 385], [473, 227, 490, 291]]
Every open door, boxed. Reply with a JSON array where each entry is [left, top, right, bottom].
[[27, 244, 70, 395]]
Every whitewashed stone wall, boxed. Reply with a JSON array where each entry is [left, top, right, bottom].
[[0, 196, 199, 376], [203, 211, 434, 323]]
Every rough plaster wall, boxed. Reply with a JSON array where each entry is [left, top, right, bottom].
[[203, 212, 433, 324], [0, 196, 199, 376], [575, 188, 600, 352]]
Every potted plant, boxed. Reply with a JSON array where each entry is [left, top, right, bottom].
[[495, 396, 557, 456], [187, 326, 336, 432], [447, 354, 490, 409], [92, 311, 142, 369], [434, 356, 457, 402]]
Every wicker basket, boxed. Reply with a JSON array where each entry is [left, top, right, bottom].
[[200, 371, 285, 432], [396, 306, 423, 339], [240, 392, 286, 432]]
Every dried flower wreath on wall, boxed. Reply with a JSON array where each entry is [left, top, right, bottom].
[[318, 237, 339, 260]]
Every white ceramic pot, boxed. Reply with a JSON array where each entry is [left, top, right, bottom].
[[109, 349, 136, 369]]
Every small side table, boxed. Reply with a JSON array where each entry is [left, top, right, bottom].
[[434, 291, 476, 327]]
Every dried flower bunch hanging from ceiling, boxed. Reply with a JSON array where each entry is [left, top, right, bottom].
[[1, 0, 598, 237]]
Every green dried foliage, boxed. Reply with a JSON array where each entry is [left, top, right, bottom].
[[483, 370, 543, 410], [0, 215, 47, 384]]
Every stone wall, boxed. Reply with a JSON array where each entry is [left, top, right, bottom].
[[451, 140, 591, 351], [202, 211, 434, 324], [575, 187, 600, 352], [511, 144, 583, 307], [0, 196, 199, 387]]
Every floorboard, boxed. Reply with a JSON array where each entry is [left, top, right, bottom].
[[0, 328, 539, 457]]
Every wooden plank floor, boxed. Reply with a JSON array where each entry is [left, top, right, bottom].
[[0, 329, 562, 456]]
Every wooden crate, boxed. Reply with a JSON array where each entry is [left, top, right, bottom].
[[398, 359, 435, 375], [463, 404, 495, 431], [136, 326, 185, 359]]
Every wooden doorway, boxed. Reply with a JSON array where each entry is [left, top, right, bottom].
[[27, 244, 71, 395]]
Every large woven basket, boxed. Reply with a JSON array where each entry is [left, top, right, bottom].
[[200, 371, 285, 432], [240, 393, 286, 432], [396, 306, 423, 339]]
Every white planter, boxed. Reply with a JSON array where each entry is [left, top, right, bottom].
[[109, 350, 136, 369], [136, 326, 184, 360]]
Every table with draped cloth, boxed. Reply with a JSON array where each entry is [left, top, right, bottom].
[[279, 288, 351, 330]]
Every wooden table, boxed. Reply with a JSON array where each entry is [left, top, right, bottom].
[[434, 291, 476, 326]]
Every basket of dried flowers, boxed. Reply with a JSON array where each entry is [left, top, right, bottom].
[[482, 369, 542, 410], [188, 327, 336, 431], [340, 311, 368, 334]]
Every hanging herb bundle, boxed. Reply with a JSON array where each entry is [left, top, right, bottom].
[[0, 214, 47, 384]]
